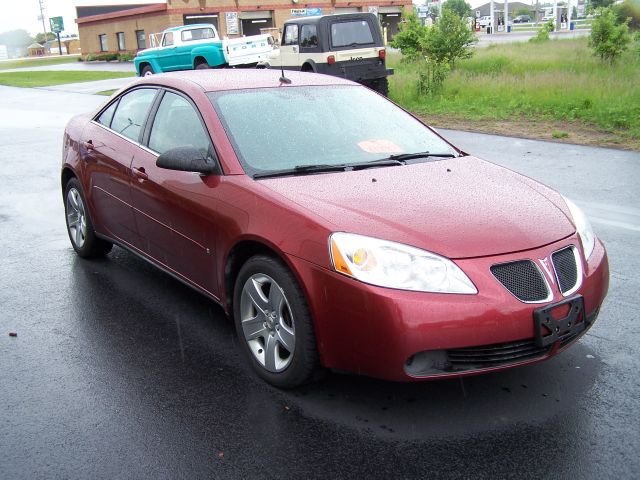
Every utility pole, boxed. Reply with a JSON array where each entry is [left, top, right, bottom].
[[38, 0, 48, 45]]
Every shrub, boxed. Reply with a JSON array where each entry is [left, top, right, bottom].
[[423, 9, 477, 67], [530, 20, 555, 42], [417, 62, 450, 95], [590, 7, 632, 63], [118, 52, 134, 62]]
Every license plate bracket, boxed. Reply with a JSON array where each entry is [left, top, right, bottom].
[[534, 296, 585, 348]]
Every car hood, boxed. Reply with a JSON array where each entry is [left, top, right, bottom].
[[259, 156, 575, 259]]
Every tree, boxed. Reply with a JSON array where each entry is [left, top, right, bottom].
[[442, 0, 472, 19], [423, 9, 477, 67], [0, 29, 33, 48], [590, 7, 632, 63], [591, 0, 615, 8], [390, 13, 428, 61], [614, 0, 640, 31], [35, 32, 56, 44]]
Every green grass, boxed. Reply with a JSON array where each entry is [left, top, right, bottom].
[[96, 89, 118, 96], [0, 55, 79, 71], [389, 37, 640, 141], [0, 71, 135, 87]]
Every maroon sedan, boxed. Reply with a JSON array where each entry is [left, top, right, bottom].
[[61, 70, 609, 388]]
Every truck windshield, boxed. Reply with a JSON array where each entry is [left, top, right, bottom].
[[330, 20, 374, 47], [209, 85, 457, 177]]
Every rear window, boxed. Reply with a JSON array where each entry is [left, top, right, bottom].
[[182, 27, 215, 42], [330, 20, 374, 48]]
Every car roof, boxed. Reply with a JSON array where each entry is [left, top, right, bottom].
[[284, 12, 373, 25], [133, 69, 358, 93]]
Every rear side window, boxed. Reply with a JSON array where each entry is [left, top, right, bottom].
[[110, 88, 157, 142], [149, 92, 211, 156], [330, 20, 374, 48], [162, 32, 174, 46], [282, 24, 298, 46], [300, 25, 318, 48]]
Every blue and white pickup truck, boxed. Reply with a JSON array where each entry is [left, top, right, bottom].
[[134, 24, 274, 76]]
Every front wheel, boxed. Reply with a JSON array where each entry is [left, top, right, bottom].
[[141, 65, 154, 77], [64, 178, 112, 258], [233, 255, 319, 388]]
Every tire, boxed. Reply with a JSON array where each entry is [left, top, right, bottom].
[[233, 255, 319, 388], [64, 178, 113, 258], [195, 61, 210, 70], [141, 65, 153, 77], [372, 77, 389, 97]]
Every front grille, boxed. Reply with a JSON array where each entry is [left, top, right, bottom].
[[446, 339, 551, 371], [552, 247, 579, 294], [491, 260, 549, 302]]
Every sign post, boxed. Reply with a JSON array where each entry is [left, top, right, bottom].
[[49, 16, 64, 55]]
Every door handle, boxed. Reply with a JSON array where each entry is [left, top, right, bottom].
[[132, 166, 148, 180]]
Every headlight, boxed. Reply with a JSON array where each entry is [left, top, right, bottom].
[[563, 196, 595, 259], [329, 233, 477, 294]]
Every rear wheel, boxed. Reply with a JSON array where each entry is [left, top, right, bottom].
[[371, 77, 389, 97], [233, 255, 319, 388], [141, 65, 153, 77], [195, 61, 210, 70], [64, 178, 112, 258]]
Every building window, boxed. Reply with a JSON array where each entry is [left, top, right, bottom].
[[116, 32, 125, 51], [135, 30, 146, 49], [98, 34, 108, 52]]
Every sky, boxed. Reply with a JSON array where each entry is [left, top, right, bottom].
[[0, 0, 532, 38]]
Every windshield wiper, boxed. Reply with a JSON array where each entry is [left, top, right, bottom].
[[387, 151, 459, 161], [253, 163, 348, 179], [348, 158, 405, 170]]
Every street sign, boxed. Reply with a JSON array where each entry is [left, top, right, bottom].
[[49, 16, 64, 33]]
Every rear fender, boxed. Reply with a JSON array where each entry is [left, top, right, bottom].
[[191, 45, 226, 68]]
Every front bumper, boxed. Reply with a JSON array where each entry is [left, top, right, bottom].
[[288, 234, 609, 381]]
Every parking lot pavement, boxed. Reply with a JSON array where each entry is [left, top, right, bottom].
[[1, 85, 639, 479], [475, 29, 590, 46]]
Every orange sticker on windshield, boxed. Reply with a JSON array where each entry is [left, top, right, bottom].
[[357, 139, 404, 154]]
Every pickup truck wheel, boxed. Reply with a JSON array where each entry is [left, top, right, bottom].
[[141, 65, 154, 77], [195, 61, 210, 70]]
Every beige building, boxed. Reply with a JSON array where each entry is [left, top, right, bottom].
[[76, 1, 411, 56]]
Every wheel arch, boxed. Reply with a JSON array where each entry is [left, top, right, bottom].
[[61, 166, 77, 198], [223, 238, 309, 319], [301, 60, 316, 72]]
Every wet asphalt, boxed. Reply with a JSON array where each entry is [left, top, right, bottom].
[[1, 85, 639, 479]]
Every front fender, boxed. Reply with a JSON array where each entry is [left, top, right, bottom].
[[134, 56, 163, 75]]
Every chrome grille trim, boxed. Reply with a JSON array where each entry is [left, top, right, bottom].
[[551, 245, 583, 297]]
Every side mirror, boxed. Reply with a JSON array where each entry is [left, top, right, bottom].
[[156, 146, 219, 174]]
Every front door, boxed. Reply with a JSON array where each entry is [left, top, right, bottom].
[[130, 90, 218, 293]]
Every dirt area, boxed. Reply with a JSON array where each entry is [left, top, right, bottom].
[[419, 115, 640, 152]]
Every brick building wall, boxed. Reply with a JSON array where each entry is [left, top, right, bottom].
[[77, 1, 411, 56]]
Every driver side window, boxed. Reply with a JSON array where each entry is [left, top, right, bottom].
[[148, 91, 212, 157], [282, 25, 298, 46]]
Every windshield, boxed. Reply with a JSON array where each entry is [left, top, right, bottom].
[[209, 85, 458, 177]]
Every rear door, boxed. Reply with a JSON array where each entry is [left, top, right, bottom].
[[83, 88, 158, 246]]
